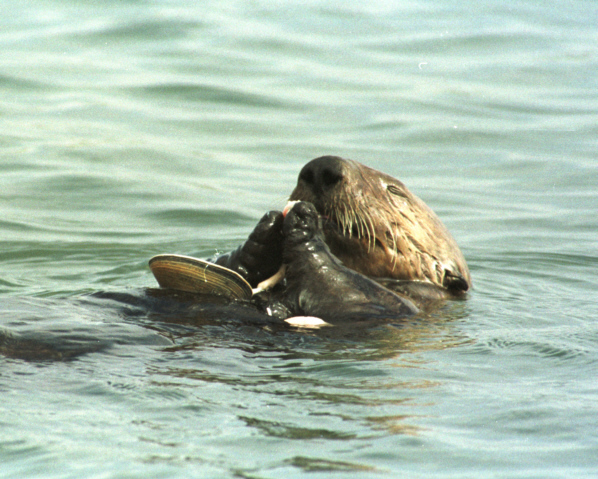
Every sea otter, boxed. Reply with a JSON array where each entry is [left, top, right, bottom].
[[0, 157, 471, 362], [211, 156, 470, 304]]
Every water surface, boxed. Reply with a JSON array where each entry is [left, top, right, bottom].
[[1, 1, 597, 477]]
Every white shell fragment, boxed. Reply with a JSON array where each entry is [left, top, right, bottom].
[[252, 265, 286, 295], [282, 200, 301, 217], [284, 316, 331, 328]]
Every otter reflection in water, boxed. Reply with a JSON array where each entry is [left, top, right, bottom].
[[209, 156, 470, 323]]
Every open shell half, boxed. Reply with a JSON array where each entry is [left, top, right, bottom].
[[149, 254, 252, 300]]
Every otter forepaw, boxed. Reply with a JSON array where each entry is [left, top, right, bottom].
[[233, 211, 285, 286], [209, 211, 284, 286]]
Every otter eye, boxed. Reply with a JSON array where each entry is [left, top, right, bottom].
[[387, 184, 408, 199]]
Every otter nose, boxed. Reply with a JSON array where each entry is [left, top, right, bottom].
[[298, 156, 346, 195]]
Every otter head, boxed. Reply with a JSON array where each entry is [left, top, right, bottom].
[[289, 156, 471, 294]]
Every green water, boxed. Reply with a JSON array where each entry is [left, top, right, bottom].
[[1, 1, 597, 477]]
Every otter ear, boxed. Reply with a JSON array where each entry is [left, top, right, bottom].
[[443, 269, 470, 292]]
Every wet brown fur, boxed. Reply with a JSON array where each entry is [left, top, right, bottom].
[[289, 156, 471, 295]]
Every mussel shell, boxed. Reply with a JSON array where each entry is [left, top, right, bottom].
[[148, 254, 252, 300]]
